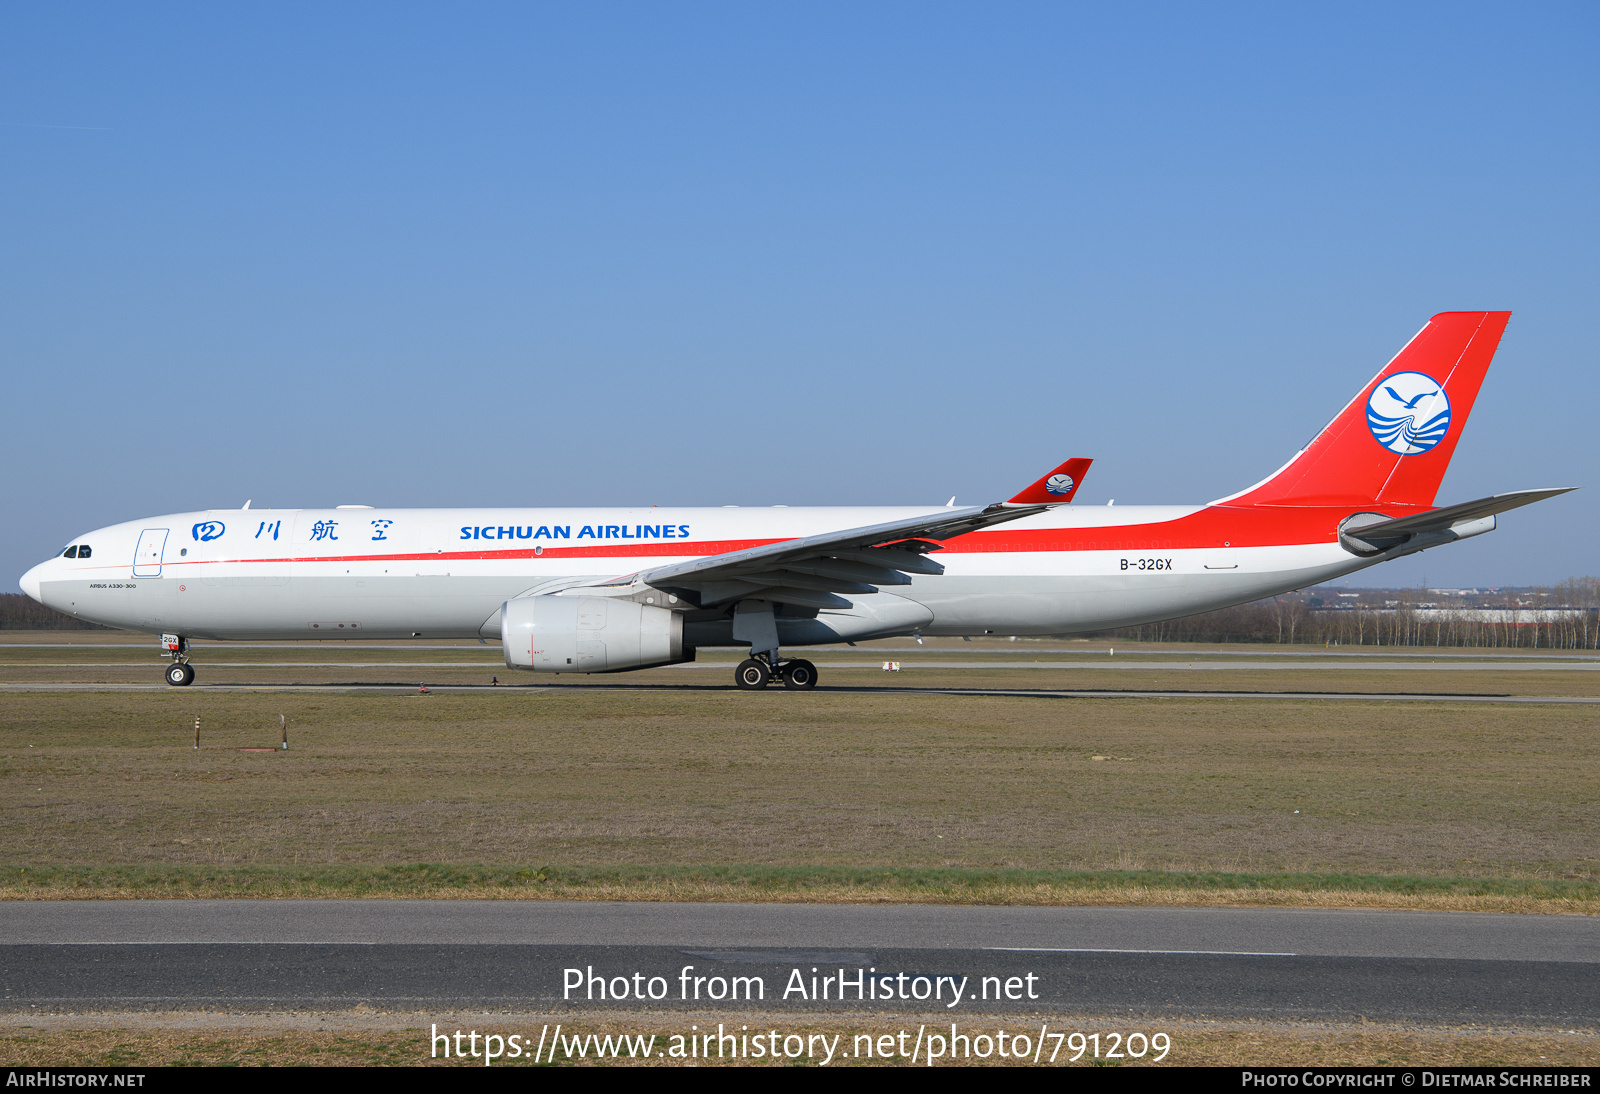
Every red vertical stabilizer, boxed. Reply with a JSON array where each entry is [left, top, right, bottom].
[[1222, 311, 1510, 510], [1008, 457, 1093, 504]]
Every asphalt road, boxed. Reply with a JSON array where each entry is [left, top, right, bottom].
[[3, 902, 1596, 1024]]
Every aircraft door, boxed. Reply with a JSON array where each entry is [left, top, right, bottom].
[[133, 529, 169, 577]]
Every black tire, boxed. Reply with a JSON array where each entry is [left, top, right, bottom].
[[735, 659, 770, 689], [166, 662, 194, 687], [782, 659, 818, 690]]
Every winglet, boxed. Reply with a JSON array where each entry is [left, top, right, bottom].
[[1006, 457, 1092, 505]]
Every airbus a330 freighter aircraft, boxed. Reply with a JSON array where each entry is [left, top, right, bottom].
[[20, 311, 1572, 690]]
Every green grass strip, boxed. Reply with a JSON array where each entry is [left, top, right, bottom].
[[1, 863, 1596, 902]]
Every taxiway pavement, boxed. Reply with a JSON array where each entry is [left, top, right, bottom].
[[3, 902, 1595, 1024]]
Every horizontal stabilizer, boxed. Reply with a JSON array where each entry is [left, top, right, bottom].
[[1345, 488, 1574, 539], [1340, 488, 1574, 556]]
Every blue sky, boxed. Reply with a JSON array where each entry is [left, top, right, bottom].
[[3, 3, 1595, 587]]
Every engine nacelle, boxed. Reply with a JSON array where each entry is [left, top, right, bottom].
[[501, 594, 685, 673]]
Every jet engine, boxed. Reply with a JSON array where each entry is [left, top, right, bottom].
[[501, 594, 686, 673]]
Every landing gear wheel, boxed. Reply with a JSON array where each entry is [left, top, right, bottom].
[[735, 659, 770, 689], [165, 662, 195, 687], [782, 659, 818, 690]]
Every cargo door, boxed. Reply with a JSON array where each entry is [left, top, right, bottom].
[[133, 529, 169, 577]]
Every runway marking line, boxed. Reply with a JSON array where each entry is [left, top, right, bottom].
[[3, 682, 1600, 703], [987, 947, 1299, 956]]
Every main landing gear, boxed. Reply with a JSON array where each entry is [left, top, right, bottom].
[[162, 634, 194, 686], [734, 655, 818, 690]]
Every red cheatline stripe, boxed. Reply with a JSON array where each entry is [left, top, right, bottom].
[[95, 502, 1436, 571]]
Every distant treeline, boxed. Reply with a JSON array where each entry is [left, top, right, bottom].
[[0, 593, 111, 630], [1098, 577, 1600, 650]]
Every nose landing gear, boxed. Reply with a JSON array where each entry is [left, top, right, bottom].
[[161, 634, 194, 686]]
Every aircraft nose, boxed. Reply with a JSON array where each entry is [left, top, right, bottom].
[[19, 562, 45, 604]]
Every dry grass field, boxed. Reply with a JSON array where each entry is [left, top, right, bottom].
[[1, 632, 1596, 906], [3, 1012, 1596, 1067], [4, 633, 1598, 1068]]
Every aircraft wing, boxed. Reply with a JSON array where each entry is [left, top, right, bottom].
[[604, 457, 1093, 610], [632, 503, 1044, 609]]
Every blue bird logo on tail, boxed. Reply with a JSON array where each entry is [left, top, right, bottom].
[[1367, 371, 1450, 455], [1383, 385, 1438, 410]]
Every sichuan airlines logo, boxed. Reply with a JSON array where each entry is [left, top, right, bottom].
[[1045, 474, 1075, 495], [1366, 371, 1450, 455], [191, 521, 226, 541]]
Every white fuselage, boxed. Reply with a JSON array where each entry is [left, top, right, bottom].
[[21, 503, 1379, 647]]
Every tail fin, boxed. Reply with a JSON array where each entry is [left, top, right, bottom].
[[1221, 311, 1510, 509], [1008, 457, 1093, 504]]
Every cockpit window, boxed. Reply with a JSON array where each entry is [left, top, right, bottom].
[[62, 546, 78, 558], [77, 545, 91, 558]]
